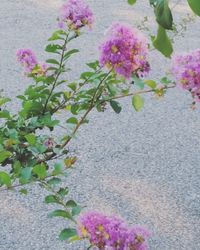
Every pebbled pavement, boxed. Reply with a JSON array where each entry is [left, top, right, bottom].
[[0, 0, 200, 249]]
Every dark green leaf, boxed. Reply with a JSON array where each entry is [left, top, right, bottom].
[[45, 195, 60, 204], [64, 49, 79, 60], [153, 25, 173, 57], [46, 59, 60, 65], [66, 200, 77, 207], [48, 210, 75, 221], [110, 100, 122, 114], [45, 44, 61, 54], [154, 0, 173, 29], [58, 187, 69, 198]]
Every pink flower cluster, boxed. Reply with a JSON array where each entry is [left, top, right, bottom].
[[58, 0, 94, 30], [16, 49, 47, 76], [99, 23, 150, 79], [78, 211, 150, 250], [172, 49, 200, 102]]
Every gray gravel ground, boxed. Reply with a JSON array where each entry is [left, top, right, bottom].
[[0, 0, 200, 249]]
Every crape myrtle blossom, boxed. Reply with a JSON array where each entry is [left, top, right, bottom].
[[58, 0, 94, 31], [16, 49, 47, 76], [77, 211, 150, 250], [172, 49, 200, 103], [99, 23, 150, 79]]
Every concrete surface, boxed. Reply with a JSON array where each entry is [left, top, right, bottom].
[[0, 0, 200, 249]]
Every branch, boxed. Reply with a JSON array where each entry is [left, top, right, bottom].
[[101, 84, 176, 102], [42, 33, 69, 114]]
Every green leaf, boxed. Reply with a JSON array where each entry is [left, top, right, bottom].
[[48, 210, 75, 221], [110, 100, 122, 114], [144, 80, 157, 89], [188, 0, 200, 16], [0, 97, 11, 106], [58, 187, 69, 198], [33, 164, 47, 179], [0, 171, 11, 187], [160, 76, 171, 85], [64, 49, 79, 60], [20, 167, 32, 183], [48, 30, 66, 41], [0, 150, 12, 163], [68, 82, 77, 91], [80, 71, 94, 80], [0, 110, 10, 119], [47, 177, 62, 186], [19, 188, 28, 195], [66, 200, 77, 207], [132, 95, 144, 111], [72, 205, 82, 216], [154, 0, 173, 29], [66, 117, 78, 124], [86, 61, 99, 70], [46, 59, 60, 65], [52, 163, 63, 176], [128, 0, 137, 4], [59, 228, 77, 241], [25, 133, 36, 146], [45, 44, 61, 54], [45, 195, 60, 204], [153, 25, 173, 57], [132, 76, 145, 89]]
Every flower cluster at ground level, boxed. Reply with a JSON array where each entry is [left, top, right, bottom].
[[16, 49, 47, 76], [58, 0, 94, 31], [172, 49, 200, 103], [99, 23, 150, 79], [78, 211, 150, 250]]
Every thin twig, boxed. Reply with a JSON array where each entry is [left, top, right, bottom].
[[101, 84, 176, 102]]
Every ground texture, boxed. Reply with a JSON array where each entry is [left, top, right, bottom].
[[0, 0, 200, 249]]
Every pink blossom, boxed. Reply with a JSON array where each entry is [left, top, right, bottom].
[[16, 49, 37, 73], [77, 211, 150, 250], [58, 0, 94, 31], [171, 49, 200, 102], [99, 23, 150, 79], [17, 49, 47, 76]]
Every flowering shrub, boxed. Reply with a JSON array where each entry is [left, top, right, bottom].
[[0, 0, 199, 249]]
